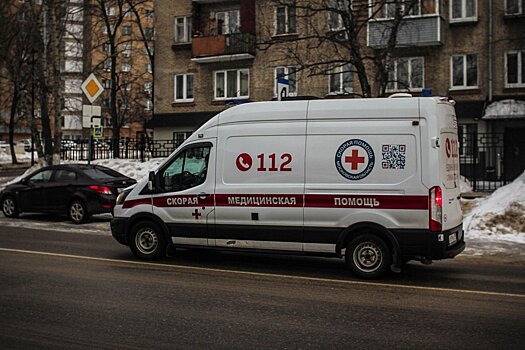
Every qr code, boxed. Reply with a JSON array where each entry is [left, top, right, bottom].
[[382, 144, 406, 169]]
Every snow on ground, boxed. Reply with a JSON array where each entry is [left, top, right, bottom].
[[1, 153, 524, 259], [463, 171, 525, 244]]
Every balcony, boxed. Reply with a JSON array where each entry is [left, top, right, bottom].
[[191, 32, 256, 63], [368, 15, 445, 48]]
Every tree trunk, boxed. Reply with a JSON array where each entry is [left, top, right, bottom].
[[8, 90, 19, 165]]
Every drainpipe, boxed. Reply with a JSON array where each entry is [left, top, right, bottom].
[[488, 0, 493, 102]]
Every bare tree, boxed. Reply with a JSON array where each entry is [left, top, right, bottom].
[[257, 0, 421, 97], [0, 1, 37, 164], [89, 0, 153, 158]]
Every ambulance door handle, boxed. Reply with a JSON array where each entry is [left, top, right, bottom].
[[198, 192, 210, 199]]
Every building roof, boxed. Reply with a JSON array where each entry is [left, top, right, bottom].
[[147, 111, 218, 129]]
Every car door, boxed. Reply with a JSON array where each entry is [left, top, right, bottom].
[[44, 169, 78, 212], [152, 141, 215, 246], [17, 169, 54, 212]]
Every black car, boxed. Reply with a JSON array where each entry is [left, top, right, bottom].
[[0, 164, 136, 224]]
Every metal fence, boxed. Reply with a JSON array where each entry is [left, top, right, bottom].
[[459, 132, 507, 192], [60, 138, 184, 162], [62, 132, 511, 193]]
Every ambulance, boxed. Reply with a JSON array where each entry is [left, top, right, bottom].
[[111, 96, 465, 278]]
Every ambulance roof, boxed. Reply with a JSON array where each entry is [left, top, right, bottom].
[[213, 97, 447, 126]]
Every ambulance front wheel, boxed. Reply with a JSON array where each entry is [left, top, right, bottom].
[[129, 221, 167, 260], [346, 234, 391, 279]]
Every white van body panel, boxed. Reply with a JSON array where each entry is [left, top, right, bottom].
[[112, 97, 464, 264]]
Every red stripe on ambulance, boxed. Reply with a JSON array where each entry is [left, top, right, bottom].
[[125, 194, 428, 210]]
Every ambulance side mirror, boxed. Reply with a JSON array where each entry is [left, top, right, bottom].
[[148, 171, 156, 191]]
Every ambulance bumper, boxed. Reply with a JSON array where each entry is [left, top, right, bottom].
[[111, 217, 129, 245], [392, 224, 465, 261]]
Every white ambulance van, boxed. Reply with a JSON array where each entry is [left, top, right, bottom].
[[111, 96, 465, 278]]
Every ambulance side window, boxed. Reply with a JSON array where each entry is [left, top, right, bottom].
[[160, 145, 210, 192]]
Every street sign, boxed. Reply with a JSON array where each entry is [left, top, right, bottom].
[[81, 73, 103, 103], [93, 126, 104, 138], [277, 77, 289, 101], [82, 105, 101, 128]]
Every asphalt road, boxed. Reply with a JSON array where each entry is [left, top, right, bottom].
[[0, 220, 524, 349]]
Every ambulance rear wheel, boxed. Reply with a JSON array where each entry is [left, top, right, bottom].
[[346, 234, 391, 279], [130, 221, 167, 261]]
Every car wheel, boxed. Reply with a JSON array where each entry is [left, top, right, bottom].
[[1, 196, 19, 218], [68, 199, 89, 224], [130, 221, 167, 260], [346, 234, 391, 279]]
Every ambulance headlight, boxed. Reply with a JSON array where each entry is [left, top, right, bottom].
[[116, 189, 131, 206]]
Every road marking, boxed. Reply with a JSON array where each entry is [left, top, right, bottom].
[[1, 247, 524, 299]]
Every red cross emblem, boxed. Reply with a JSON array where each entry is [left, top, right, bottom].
[[192, 209, 202, 220], [345, 149, 365, 170]]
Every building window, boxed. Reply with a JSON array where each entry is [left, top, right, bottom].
[[144, 100, 152, 111], [275, 4, 296, 35], [214, 69, 249, 100], [123, 80, 131, 91], [102, 42, 110, 52], [145, 63, 152, 74], [451, 54, 478, 89], [216, 10, 240, 35], [328, 63, 353, 94], [145, 9, 154, 19], [103, 79, 112, 89], [103, 59, 112, 71], [145, 27, 154, 40], [379, 0, 420, 19], [122, 25, 131, 35], [144, 81, 153, 94], [387, 57, 424, 91], [121, 63, 131, 72], [174, 74, 194, 102], [122, 43, 131, 57], [274, 66, 297, 96], [506, 50, 525, 87], [106, 6, 115, 17], [175, 16, 192, 43], [327, 0, 353, 30], [450, 0, 477, 22], [506, 0, 524, 15]]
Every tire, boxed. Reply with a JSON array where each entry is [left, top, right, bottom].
[[1, 196, 19, 218], [68, 199, 89, 224], [346, 234, 391, 279], [129, 221, 167, 261]]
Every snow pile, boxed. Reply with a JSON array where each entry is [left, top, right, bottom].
[[87, 158, 165, 181], [0, 151, 37, 164], [463, 170, 525, 244], [460, 175, 473, 193]]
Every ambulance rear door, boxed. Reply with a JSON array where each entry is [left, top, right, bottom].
[[436, 102, 463, 232]]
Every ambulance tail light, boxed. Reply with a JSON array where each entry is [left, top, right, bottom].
[[429, 186, 442, 232]]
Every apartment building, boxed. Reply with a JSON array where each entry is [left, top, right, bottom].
[[86, 0, 154, 140], [62, 0, 86, 140], [153, 0, 524, 182]]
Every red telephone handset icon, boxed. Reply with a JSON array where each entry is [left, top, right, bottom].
[[236, 153, 253, 171]]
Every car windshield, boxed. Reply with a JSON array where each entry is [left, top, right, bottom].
[[82, 166, 124, 180]]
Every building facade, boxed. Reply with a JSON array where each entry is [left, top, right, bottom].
[[152, 0, 524, 184]]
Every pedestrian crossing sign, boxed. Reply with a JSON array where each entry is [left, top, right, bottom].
[[93, 126, 104, 138]]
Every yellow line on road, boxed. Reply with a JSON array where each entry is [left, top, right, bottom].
[[1, 247, 524, 299]]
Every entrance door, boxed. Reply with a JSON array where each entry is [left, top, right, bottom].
[[504, 128, 525, 181], [152, 141, 215, 246]]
